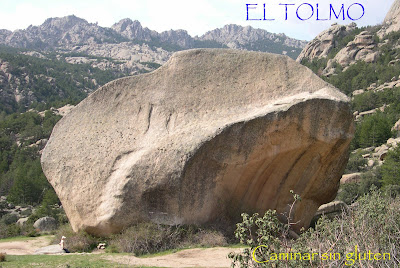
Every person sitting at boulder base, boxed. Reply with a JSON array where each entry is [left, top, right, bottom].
[[59, 236, 70, 253]]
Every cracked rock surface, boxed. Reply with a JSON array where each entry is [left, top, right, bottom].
[[41, 49, 354, 235]]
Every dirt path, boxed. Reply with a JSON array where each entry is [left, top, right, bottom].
[[0, 236, 52, 255], [103, 247, 241, 268], [0, 236, 241, 267]]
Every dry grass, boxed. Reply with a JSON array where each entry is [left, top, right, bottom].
[[52, 225, 98, 252]]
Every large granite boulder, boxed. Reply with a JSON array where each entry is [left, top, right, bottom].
[[41, 49, 354, 236]]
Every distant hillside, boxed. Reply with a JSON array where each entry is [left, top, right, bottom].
[[0, 46, 127, 114]]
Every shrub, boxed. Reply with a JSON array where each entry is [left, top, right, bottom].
[[0, 221, 38, 239], [0, 252, 6, 262], [354, 112, 393, 149], [108, 223, 227, 255], [228, 191, 300, 267], [196, 230, 227, 247], [229, 189, 400, 267], [1, 213, 18, 225], [108, 223, 189, 255], [52, 224, 98, 252], [297, 188, 400, 268], [337, 168, 382, 204], [345, 150, 368, 173], [382, 145, 400, 187]]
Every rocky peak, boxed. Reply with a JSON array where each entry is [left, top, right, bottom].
[[199, 24, 307, 50], [0, 29, 11, 43], [112, 18, 136, 32], [296, 23, 356, 63], [40, 15, 89, 31], [159, 29, 194, 48], [111, 18, 155, 41], [0, 15, 127, 49], [384, 0, 400, 24], [378, 0, 400, 37]]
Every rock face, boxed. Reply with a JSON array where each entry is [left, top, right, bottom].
[[340, 173, 362, 184], [41, 49, 354, 236], [333, 31, 378, 66], [297, 24, 378, 76], [378, 0, 400, 37], [296, 23, 356, 63]]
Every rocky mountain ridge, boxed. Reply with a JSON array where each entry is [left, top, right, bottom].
[[198, 24, 306, 49], [0, 15, 306, 58]]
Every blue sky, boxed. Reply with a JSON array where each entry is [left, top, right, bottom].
[[0, 0, 395, 41]]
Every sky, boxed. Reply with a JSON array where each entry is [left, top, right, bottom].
[[0, 0, 395, 41]]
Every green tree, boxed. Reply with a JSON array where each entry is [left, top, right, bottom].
[[356, 112, 393, 148], [381, 146, 400, 186]]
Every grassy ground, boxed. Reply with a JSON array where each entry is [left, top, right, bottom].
[[0, 236, 52, 243], [0, 254, 164, 268], [0, 236, 242, 267]]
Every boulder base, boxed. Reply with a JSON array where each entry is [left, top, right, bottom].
[[41, 49, 354, 235]]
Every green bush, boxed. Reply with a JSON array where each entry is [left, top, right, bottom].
[[109, 223, 192, 255], [345, 150, 368, 173], [352, 112, 393, 149], [229, 189, 400, 267], [52, 224, 99, 252], [338, 168, 382, 204], [0, 221, 37, 239], [297, 189, 399, 268], [0, 252, 6, 262], [228, 191, 301, 267], [381, 146, 400, 187], [1, 213, 18, 225], [107, 222, 227, 255]]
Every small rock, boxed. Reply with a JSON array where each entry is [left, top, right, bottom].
[[340, 173, 362, 184], [387, 137, 400, 147], [34, 217, 58, 232], [392, 119, 400, 137], [368, 160, 375, 167], [315, 201, 347, 216], [375, 144, 389, 153], [17, 217, 29, 226], [352, 89, 364, 96]]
